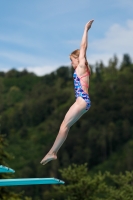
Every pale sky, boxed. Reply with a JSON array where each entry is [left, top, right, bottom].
[[0, 0, 133, 76]]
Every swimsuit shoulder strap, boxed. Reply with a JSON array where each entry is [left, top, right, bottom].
[[78, 69, 90, 88], [78, 69, 90, 79]]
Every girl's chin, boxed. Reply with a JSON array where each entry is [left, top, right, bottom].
[[72, 65, 77, 69]]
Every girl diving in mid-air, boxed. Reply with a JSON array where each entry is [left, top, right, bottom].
[[40, 19, 94, 165]]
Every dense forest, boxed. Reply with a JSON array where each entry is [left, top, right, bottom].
[[0, 53, 133, 200]]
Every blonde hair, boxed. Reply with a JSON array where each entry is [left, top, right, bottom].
[[70, 49, 91, 74]]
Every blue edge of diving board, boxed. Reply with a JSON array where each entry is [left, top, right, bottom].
[[0, 165, 15, 173], [0, 165, 65, 186]]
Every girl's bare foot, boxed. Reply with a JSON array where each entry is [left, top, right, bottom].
[[40, 153, 57, 165]]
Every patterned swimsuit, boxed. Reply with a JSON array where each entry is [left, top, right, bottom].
[[73, 69, 91, 110]]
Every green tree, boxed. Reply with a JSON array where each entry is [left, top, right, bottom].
[[120, 54, 132, 69], [53, 163, 133, 200], [0, 135, 32, 200], [0, 54, 133, 199]]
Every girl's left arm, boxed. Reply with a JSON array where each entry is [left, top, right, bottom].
[[79, 20, 94, 67]]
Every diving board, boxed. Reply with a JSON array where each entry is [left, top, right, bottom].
[[0, 165, 65, 186], [0, 178, 64, 186], [0, 165, 15, 173]]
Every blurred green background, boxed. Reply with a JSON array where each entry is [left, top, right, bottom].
[[0, 54, 133, 200]]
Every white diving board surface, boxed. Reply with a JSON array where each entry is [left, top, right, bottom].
[[0, 165, 15, 173], [0, 178, 65, 186]]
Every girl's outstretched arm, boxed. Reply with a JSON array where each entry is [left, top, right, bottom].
[[79, 20, 94, 67]]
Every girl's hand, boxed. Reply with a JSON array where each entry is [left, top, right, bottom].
[[85, 20, 94, 31]]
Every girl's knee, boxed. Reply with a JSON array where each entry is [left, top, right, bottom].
[[61, 120, 70, 130]]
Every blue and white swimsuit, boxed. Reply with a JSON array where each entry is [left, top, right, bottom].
[[73, 69, 91, 110]]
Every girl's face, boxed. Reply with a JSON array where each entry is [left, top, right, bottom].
[[70, 56, 79, 69]]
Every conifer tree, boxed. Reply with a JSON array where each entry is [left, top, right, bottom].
[[0, 134, 32, 200], [53, 163, 133, 200]]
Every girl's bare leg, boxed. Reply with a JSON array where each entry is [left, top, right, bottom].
[[40, 97, 88, 165]]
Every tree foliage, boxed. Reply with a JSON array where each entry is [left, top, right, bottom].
[[53, 163, 133, 200], [0, 54, 133, 199], [0, 135, 32, 200]]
